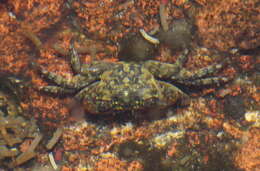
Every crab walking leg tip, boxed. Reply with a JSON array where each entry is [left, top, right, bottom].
[[139, 29, 160, 45]]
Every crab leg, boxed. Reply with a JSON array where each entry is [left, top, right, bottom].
[[144, 49, 189, 78], [39, 68, 96, 89], [139, 29, 160, 44], [158, 80, 189, 106], [39, 86, 76, 94], [187, 63, 224, 79], [69, 42, 81, 74], [173, 63, 225, 80], [176, 76, 229, 86], [171, 49, 189, 73]]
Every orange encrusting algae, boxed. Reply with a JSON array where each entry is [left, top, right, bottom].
[[195, 0, 260, 51], [234, 128, 260, 171]]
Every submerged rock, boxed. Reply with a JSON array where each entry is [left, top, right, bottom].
[[224, 95, 246, 120], [157, 19, 193, 52], [118, 33, 157, 62]]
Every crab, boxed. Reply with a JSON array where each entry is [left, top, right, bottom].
[[38, 44, 229, 115]]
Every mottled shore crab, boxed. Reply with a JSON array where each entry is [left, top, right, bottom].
[[38, 45, 229, 115]]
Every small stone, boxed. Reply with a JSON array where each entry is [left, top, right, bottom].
[[118, 33, 157, 62], [244, 110, 260, 127], [223, 95, 246, 120]]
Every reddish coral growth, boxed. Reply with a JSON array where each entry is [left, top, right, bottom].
[[73, 0, 162, 42], [19, 139, 33, 152], [0, 0, 70, 127], [95, 157, 128, 171], [13, 0, 64, 31], [161, 0, 168, 5], [0, 8, 30, 73], [237, 55, 254, 71], [223, 122, 243, 139], [196, 0, 260, 51], [0, 0, 65, 73], [128, 160, 144, 171], [61, 166, 73, 171], [167, 142, 178, 157], [235, 128, 260, 171], [62, 124, 97, 151]]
